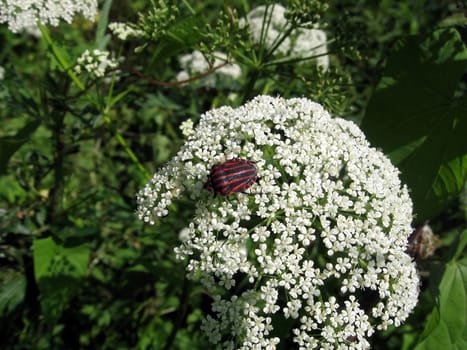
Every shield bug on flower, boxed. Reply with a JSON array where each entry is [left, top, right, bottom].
[[205, 158, 259, 196]]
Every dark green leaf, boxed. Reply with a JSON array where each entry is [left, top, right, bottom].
[[0, 276, 26, 316], [415, 230, 467, 350], [361, 28, 467, 222], [0, 119, 40, 175], [429, 155, 467, 214], [454, 229, 467, 260], [33, 237, 90, 324], [150, 15, 205, 62]]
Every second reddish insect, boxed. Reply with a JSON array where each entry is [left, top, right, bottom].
[[205, 158, 259, 196]]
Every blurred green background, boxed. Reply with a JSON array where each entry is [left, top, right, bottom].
[[1, 0, 466, 349]]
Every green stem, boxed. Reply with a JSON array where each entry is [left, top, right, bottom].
[[241, 69, 260, 103], [40, 24, 151, 181], [181, 0, 196, 14], [38, 23, 85, 91], [115, 133, 152, 180]]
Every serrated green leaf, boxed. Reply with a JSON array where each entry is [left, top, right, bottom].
[[361, 28, 467, 222], [150, 15, 205, 62], [430, 155, 467, 208], [0, 119, 40, 175], [0, 276, 26, 316], [415, 230, 467, 350], [33, 237, 90, 324], [34, 237, 90, 280]]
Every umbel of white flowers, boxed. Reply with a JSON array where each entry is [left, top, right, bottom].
[[0, 0, 97, 33], [74, 49, 119, 78], [137, 96, 419, 349]]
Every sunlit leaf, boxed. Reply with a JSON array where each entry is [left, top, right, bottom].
[[33, 237, 90, 324], [415, 230, 467, 350]]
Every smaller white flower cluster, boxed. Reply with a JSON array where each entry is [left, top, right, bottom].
[[0, 0, 97, 33], [176, 51, 242, 88], [241, 4, 329, 70], [74, 49, 119, 78], [0, 66, 4, 81], [179, 119, 195, 138], [108, 22, 145, 40]]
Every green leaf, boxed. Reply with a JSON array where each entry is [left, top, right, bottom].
[[0, 119, 40, 175], [0, 174, 28, 202], [415, 230, 467, 350], [361, 28, 467, 222], [39, 24, 85, 91], [33, 237, 90, 324], [454, 229, 467, 261], [153, 134, 172, 163], [95, 0, 112, 49], [0, 276, 26, 316], [150, 15, 205, 62]]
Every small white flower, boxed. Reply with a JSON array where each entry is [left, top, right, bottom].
[[0, 0, 97, 34], [108, 22, 145, 40], [74, 49, 120, 78], [0, 66, 4, 80], [179, 119, 194, 137], [178, 227, 191, 242], [137, 95, 419, 348]]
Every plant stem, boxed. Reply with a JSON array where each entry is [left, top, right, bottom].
[[40, 24, 151, 181]]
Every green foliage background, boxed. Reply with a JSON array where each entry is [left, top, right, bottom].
[[0, 0, 466, 349]]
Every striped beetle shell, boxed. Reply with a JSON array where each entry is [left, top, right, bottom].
[[204, 158, 259, 196]]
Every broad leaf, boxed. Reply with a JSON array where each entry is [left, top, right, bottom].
[[414, 230, 467, 350], [150, 15, 205, 63], [361, 28, 467, 222], [33, 237, 90, 324]]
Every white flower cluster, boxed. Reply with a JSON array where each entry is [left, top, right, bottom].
[[74, 49, 119, 78], [0, 66, 4, 80], [179, 119, 195, 137], [241, 4, 329, 70], [176, 50, 242, 88], [108, 22, 145, 40], [137, 95, 419, 349], [0, 0, 97, 33]]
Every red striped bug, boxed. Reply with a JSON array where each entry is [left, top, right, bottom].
[[204, 158, 259, 196]]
